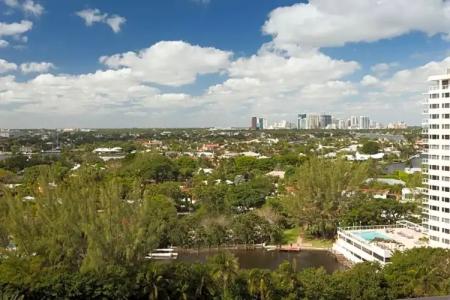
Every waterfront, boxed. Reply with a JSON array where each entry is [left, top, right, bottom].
[[177, 249, 343, 273]]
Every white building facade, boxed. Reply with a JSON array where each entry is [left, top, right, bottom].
[[424, 69, 450, 247], [359, 116, 370, 129]]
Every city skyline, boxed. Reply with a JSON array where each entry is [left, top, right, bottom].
[[0, 0, 450, 128]]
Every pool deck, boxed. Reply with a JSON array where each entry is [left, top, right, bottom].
[[348, 227, 426, 250]]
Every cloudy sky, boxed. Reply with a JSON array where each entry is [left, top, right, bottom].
[[0, 0, 450, 128]]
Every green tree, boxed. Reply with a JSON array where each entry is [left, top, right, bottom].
[[360, 141, 380, 155], [285, 158, 369, 238]]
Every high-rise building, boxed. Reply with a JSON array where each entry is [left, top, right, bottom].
[[319, 114, 332, 128], [350, 116, 359, 129], [424, 69, 450, 248], [306, 114, 320, 129], [251, 117, 258, 130], [359, 116, 370, 129], [297, 114, 307, 129], [258, 117, 267, 130]]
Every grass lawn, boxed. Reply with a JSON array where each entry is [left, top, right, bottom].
[[302, 236, 334, 248], [282, 227, 300, 244], [282, 227, 334, 248]]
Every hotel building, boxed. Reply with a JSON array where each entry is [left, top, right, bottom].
[[423, 69, 450, 248]]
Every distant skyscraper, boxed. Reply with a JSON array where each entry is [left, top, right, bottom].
[[306, 114, 320, 129], [258, 117, 267, 130], [359, 116, 370, 129], [297, 114, 307, 129], [350, 116, 359, 129], [251, 117, 258, 130], [319, 114, 332, 128]]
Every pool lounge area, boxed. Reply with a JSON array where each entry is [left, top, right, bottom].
[[333, 221, 428, 265], [354, 231, 392, 242]]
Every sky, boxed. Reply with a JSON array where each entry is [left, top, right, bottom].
[[0, 0, 450, 128]]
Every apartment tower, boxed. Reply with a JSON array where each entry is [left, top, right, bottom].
[[424, 69, 450, 247]]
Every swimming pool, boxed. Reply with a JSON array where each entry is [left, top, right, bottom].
[[353, 231, 391, 241]]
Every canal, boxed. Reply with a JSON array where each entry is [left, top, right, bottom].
[[177, 249, 343, 273]]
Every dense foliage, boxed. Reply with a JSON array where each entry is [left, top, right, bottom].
[[0, 248, 449, 299]]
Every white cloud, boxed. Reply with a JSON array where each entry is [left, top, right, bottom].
[[76, 8, 126, 33], [22, 0, 43, 16], [20, 62, 55, 74], [3, 0, 43, 16], [371, 62, 399, 77], [0, 20, 33, 37], [360, 75, 379, 86], [105, 15, 126, 33], [100, 41, 232, 86], [263, 0, 450, 51], [0, 59, 17, 73], [0, 40, 9, 48], [0, 41, 231, 121]]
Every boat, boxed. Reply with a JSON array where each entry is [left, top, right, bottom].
[[262, 243, 278, 251], [145, 248, 179, 260]]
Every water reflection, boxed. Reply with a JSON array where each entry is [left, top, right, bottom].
[[177, 249, 343, 273]]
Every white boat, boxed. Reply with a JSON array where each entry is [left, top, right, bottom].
[[145, 248, 178, 260], [262, 243, 278, 251]]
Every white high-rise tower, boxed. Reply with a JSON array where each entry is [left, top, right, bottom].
[[424, 69, 450, 247]]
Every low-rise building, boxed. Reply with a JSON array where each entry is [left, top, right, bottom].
[[333, 221, 428, 265]]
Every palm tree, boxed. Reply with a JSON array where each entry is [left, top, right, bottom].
[[208, 252, 239, 299], [247, 269, 274, 300]]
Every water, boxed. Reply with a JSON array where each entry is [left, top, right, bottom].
[[354, 231, 391, 241], [176, 249, 343, 273]]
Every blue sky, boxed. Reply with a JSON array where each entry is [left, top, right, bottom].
[[0, 0, 450, 128]]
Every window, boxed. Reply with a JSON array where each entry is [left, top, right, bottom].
[[443, 124, 450, 129], [443, 156, 450, 161], [430, 155, 439, 160], [430, 134, 439, 140], [443, 197, 450, 203], [442, 114, 450, 119], [442, 187, 450, 192], [430, 205, 440, 210], [431, 114, 439, 119], [430, 93, 439, 99], [430, 215, 439, 221], [443, 218, 450, 224], [430, 185, 440, 190], [430, 165, 439, 170], [442, 135, 450, 139], [442, 166, 450, 171], [443, 145, 450, 150], [444, 103, 450, 108], [430, 175, 439, 180], [443, 93, 450, 98], [430, 195, 439, 200], [431, 225, 440, 231], [430, 235, 439, 241], [430, 103, 440, 108], [430, 144, 439, 149], [443, 207, 450, 213], [442, 228, 450, 234], [430, 124, 440, 129]]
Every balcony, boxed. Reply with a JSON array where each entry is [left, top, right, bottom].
[[429, 86, 439, 91]]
